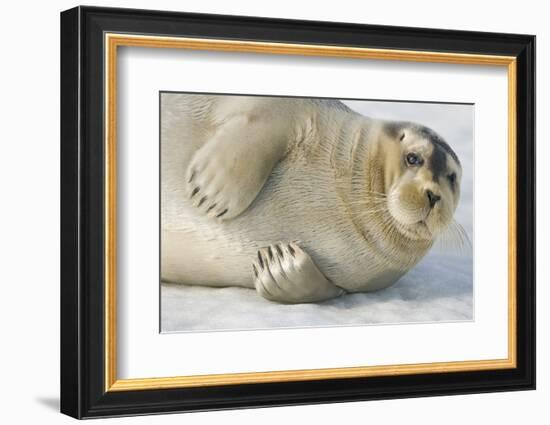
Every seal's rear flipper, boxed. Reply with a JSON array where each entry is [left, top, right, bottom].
[[252, 242, 345, 304]]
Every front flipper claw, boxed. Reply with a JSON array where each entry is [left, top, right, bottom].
[[253, 242, 345, 304]]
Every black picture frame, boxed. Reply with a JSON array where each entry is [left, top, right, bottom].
[[60, 5, 535, 419]]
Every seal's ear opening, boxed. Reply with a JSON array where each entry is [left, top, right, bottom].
[[399, 132, 405, 141]]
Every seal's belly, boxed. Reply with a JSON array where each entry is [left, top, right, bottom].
[[162, 155, 402, 292]]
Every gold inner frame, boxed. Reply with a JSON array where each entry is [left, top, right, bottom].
[[104, 33, 517, 392]]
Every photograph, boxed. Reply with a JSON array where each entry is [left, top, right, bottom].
[[160, 93, 474, 332]]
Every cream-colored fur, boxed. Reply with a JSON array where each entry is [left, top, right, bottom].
[[161, 94, 461, 303]]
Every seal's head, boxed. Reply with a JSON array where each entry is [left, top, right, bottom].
[[381, 122, 462, 241]]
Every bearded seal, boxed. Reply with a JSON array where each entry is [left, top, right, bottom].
[[161, 94, 463, 304]]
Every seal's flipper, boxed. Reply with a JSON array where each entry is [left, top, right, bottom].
[[252, 242, 345, 304], [185, 115, 288, 221]]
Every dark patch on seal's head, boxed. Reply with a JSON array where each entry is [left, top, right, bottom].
[[385, 121, 460, 166], [416, 126, 460, 166], [415, 126, 460, 184], [430, 144, 448, 182]]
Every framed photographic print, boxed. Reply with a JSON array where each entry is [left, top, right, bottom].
[[60, 6, 536, 419]]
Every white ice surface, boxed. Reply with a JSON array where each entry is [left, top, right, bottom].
[[161, 253, 473, 332], [161, 100, 474, 333]]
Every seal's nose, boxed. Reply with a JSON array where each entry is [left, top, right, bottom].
[[426, 190, 441, 208]]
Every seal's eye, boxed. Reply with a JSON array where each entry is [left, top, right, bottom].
[[405, 152, 422, 166], [447, 173, 456, 186]]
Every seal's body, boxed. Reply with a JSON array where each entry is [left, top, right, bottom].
[[161, 94, 462, 303]]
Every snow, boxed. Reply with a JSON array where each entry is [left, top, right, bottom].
[[161, 254, 472, 332], [161, 100, 474, 333]]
